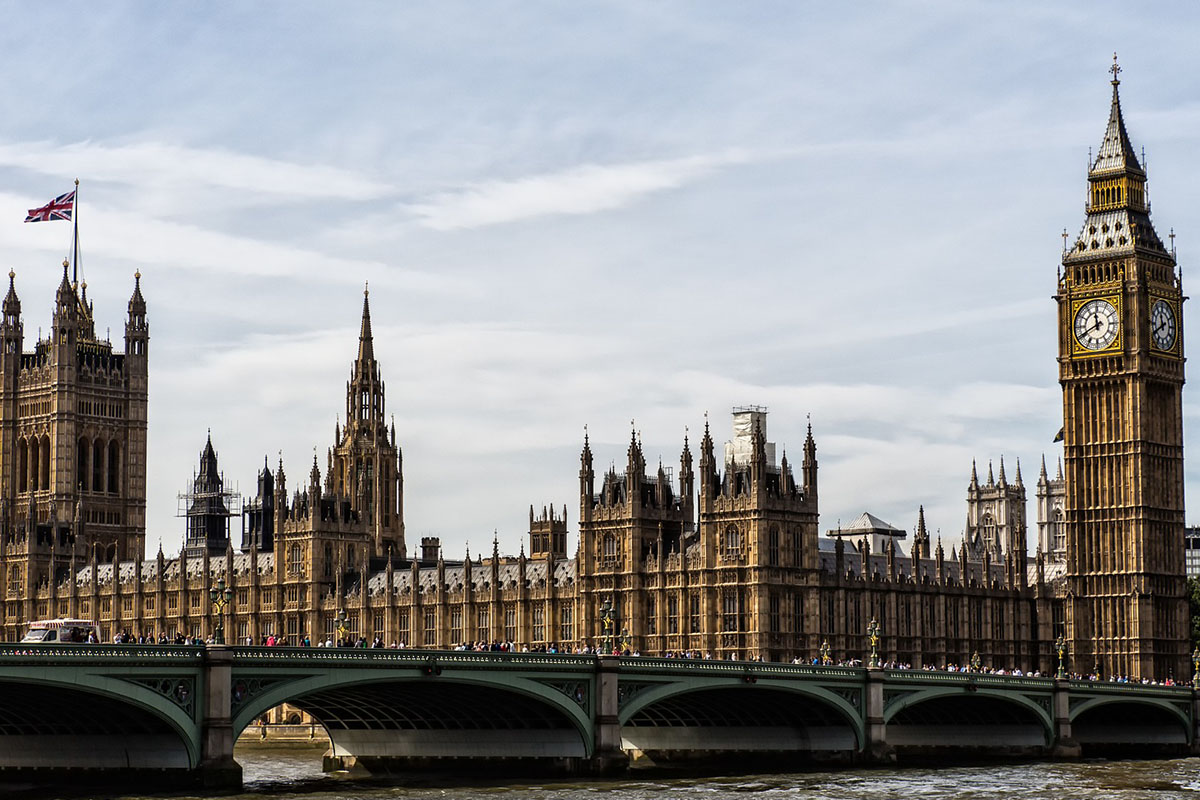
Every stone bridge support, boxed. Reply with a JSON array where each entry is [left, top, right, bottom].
[[198, 646, 242, 788], [594, 655, 630, 773], [865, 668, 894, 762], [1051, 678, 1080, 758]]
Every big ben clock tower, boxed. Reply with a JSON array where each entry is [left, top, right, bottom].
[[1059, 57, 1187, 681]]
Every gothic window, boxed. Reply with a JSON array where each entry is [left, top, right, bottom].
[[723, 525, 742, 556], [7, 566, 20, 597], [288, 544, 303, 575], [646, 596, 657, 636], [532, 605, 545, 642], [981, 513, 997, 552], [92, 439, 103, 492], [769, 593, 780, 631], [721, 590, 743, 632], [324, 544, 333, 577], [423, 610, 436, 646], [559, 605, 573, 641], [477, 609, 490, 642], [29, 437, 39, 491], [1053, 509, 1065, 554], [689, 595, 700, 634], [602, 534, 617, 560], [450, 609, 463, 642], [398, 611, 410, 643], [17, 438, 26, 493], [76, 437, 88, 491], [667, 595, 679, 634], [347, 545, 356, 570], [768, 526, 780, 566], [107, 440, 119, 494], [793, 594, 804, 634], [504, 605, 516, 643], [372, 612, 384, 636], [792, 530, 802, 567]]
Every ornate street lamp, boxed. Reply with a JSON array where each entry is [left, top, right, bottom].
[[335, 608, 349, 646], [1055, 634, 1068, 680], [599, 599, 615, 655], [866, 617, 880, 668], [970, 650, 982, 673], [209, 578, 234, 645], [1191, 647, 1199, 687], [819, 639, 832, 666]]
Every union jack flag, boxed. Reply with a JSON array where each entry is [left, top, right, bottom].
[[24, 190, 75, 223]]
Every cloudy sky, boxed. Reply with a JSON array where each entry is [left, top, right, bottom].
[[2, 2, 1200, 559]]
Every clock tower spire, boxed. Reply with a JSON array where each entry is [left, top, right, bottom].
[[1058, 56, 1186, 681]]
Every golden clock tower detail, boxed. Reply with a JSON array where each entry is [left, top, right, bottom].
[[1059, 58, 1187, 680]]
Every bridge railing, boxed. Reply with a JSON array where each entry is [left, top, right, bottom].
[[1067, 679, 1194, 698], [618, 657, 861, 679], [0, 643, 204, 664], [882, 669, 1055, 689], [230, 646, 597, 670]]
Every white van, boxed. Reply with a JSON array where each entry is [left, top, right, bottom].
[[21, 618, 97, 644]]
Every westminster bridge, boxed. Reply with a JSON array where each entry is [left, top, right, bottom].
[[0, 645, 1195, 789]]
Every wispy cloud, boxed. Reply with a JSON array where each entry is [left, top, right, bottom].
[[0, 140, 392, 201], [407, 151, 753, 230]]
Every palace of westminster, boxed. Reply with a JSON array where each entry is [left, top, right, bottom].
[[0, 66, 1188, 680]]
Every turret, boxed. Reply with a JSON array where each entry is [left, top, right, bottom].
[[125, 271, 148, 359]]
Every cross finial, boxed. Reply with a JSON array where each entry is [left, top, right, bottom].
[[1170, 228, 1176, 255], [1062, 228, 1069, 252], [1110, 53, 1121, 83]]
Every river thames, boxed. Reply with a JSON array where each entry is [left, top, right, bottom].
[[95, 748, 1200, 800]]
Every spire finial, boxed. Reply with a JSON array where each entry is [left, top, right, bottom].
[[1110, 52, 1121, 85]]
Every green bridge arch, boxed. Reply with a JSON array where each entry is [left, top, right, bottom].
[[617, 676, 866, 751], [1068, 694, 1193, 744], [0, 667, 203, 768], [231, 666, 597, 756], [882, 685, 1055, 742]]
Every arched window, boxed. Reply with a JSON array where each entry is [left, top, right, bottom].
[[981, 513, 997, 551], [107, 441, 119, 494], [1053, 509, 1066, 554], [768, 526, 780, 566], [92, 439, 103, 492], [724, 524, 742, 555], [77, 437, 89, 492], [28, 437, 38, 492], [288, 544, 303, 575], [17, 438, 27, 493], [39, 436, 49, 491], [602, 534, 617, 559]]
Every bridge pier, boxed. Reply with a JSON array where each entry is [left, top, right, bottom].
[[198, 645, 243, 789], [864, 667, 895, 763], [594, 655, 631, 774], [1050, 678, 1080, 758]]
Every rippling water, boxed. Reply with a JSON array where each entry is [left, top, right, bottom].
[[80, 748, 1200, 800]]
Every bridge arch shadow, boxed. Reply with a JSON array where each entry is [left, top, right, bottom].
[[618, 682, 862, 761], [1070, 697, 1191, 751], [233, 673, 593, 770], [883, 688, 1052, 752], [0, 678, 197, 770]]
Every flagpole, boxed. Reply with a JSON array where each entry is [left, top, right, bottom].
[[71, 178, 80, 287]]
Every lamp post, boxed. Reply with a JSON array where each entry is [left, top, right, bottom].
[[819, 639, 832, 666], [209, 578, 234, 645], [1191, 647, 1199, 687], [335, 608, 349, 647], [1055, 634, 1068, 680], [866, 617, 880, 668], [599, 599, 615, 655], [970, 650, 982, 674]]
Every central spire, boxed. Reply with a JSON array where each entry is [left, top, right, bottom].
[[358, 283, 374, 365]]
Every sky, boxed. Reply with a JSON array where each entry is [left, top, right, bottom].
[[2, 2, 1200, 559]]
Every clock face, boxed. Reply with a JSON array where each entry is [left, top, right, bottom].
[[1151, 299, 1177, 351], [1074, 298, 1120, 351]]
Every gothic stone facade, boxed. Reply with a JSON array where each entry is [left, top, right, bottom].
[[0, 69, 1187, 679]]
